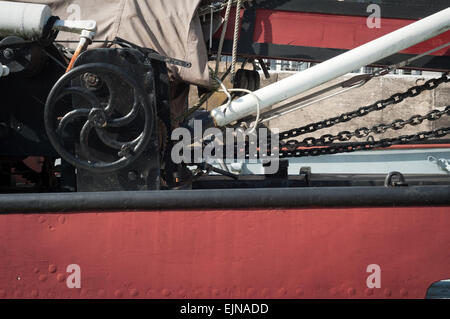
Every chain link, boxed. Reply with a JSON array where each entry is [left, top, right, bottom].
[[281, 105, 450, 148], [237, 73, 450, 159], [278, 73, 449, 141], [277, 127, 450, 158]]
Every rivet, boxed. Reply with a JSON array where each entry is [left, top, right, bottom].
[[58, 216, 66, 224], [38, 274, 48, 282], [130, 288, 139, 297], [247, 288, 256, 297], [30, 290, 39, 298], [329, 288, 338, 296], [365, 288, 374, 296], [347, 288, 356, 296], [194, 289, 202, 297], [33, 268, 40, 274], [296, 288, 304, 296], [400, 288, 408, 297], [48, 265, 57, 273], [81, 288, 92, 297], [14, 290, 23, 298], [114, 289, 124, 298], [261, 288, 270, 298], [384, 288, 392, 297], [162, 288, 171, 297], [56, 273, 66, 283], [97, 289, 106, 298], [278, 288, 287, 296], [38, 216, 47, 224], [212, 289, 220, 297]]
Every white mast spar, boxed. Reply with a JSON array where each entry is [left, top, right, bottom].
[[209, 7, 450, 127]]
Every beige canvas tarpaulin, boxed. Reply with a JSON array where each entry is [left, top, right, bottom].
[[9, 0, 214, 126], [12, 0, 212, 87]]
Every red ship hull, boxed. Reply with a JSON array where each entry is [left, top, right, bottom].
[[1, 205, 449, 299], [1, 1, 450, 300]]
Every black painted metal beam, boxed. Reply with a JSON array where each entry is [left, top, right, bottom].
[[0, 186, 449, 213]]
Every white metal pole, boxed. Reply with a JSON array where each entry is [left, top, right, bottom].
[[0, 63, 10, 77], [210, 7, 450, 127], [0, 1, 52, 39]]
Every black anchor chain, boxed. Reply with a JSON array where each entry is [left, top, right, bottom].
[[237, 73, 450, 159], [278, 73, 449, 141]]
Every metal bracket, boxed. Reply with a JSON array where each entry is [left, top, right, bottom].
[[428, 156, 450, 174], [52, 19, 97, 34], [300, 167, 312, 187], [146, 52, 192, 68], [258, 58, 271, 79], [385, 172, 408, 187], [114, 37, 192, 68]]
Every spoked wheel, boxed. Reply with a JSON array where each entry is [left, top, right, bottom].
[[44, 63, 155, 173]]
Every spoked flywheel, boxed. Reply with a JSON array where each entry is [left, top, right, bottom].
[[44, 63, 155, 173]]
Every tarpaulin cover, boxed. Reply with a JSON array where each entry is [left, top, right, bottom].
[[11, 0, 212, 88]]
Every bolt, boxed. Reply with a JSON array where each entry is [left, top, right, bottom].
[[83, 73, 101, 88], [3, 48, 14, 59], [48, 264, 57, 273], [89, 109, 108, 128], [119, 145, 133, 158], [128, 170, 139, 181]]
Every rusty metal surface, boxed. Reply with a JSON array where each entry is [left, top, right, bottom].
[[0, 206, 449, 299]]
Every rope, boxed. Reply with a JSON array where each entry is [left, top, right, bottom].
[[215, 75, 233, 111], [174, 66, 235, 123], [214, 0, 233, 76], [228, 88, 261, 135], [215, 76, 261, 135], [230, 0, 242, 83]]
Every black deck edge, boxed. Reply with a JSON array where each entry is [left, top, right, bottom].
[[0, 186, 449, 214], [213, 41, 450, 72], [250, 0, 449, 20]]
